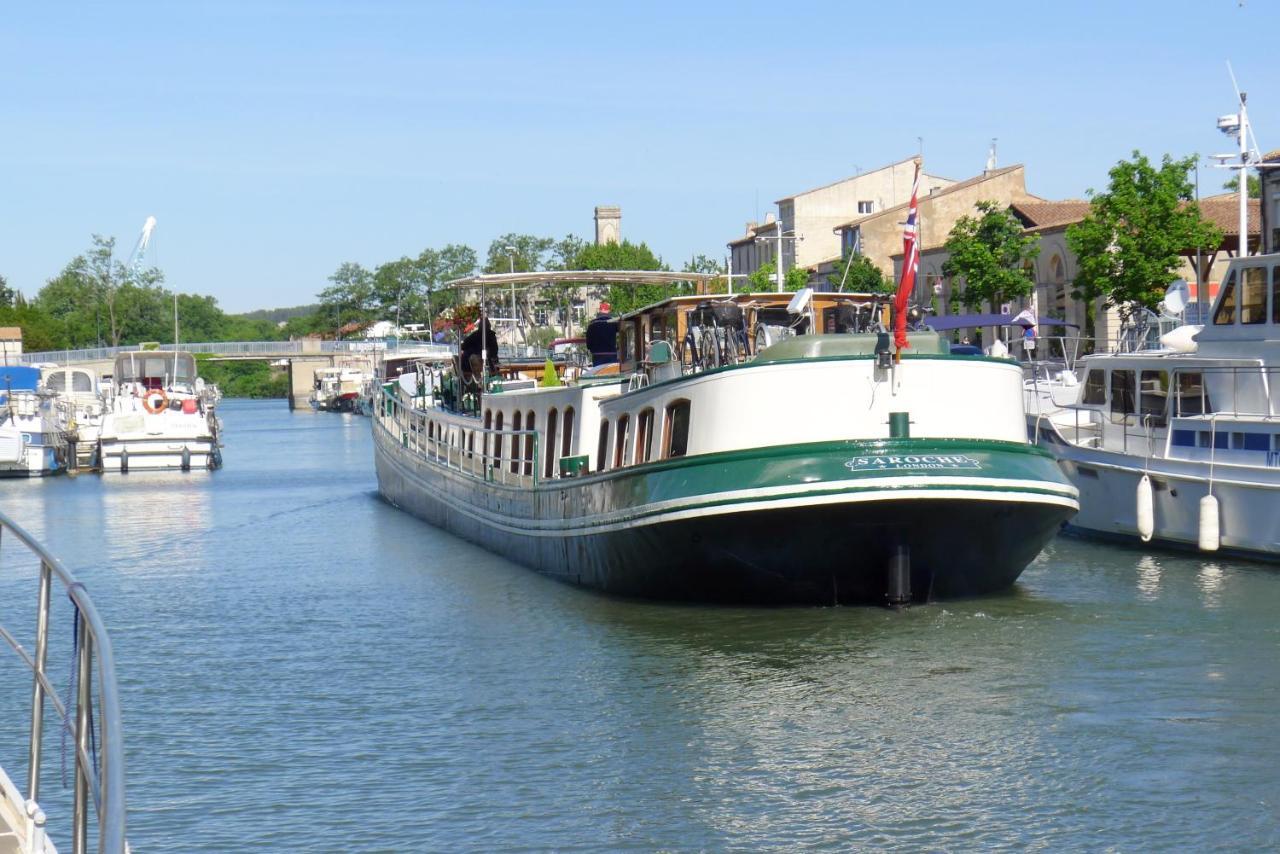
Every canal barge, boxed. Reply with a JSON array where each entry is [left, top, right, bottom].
[[373, 273, 1076, 604]]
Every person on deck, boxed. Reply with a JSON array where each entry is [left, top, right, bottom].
[[584, 302, 619, 367]]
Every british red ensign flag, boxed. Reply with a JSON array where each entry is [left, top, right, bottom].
[[893, 161, 921, 351]]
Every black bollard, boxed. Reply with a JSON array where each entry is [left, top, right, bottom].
[[886, 544, 911, 607]]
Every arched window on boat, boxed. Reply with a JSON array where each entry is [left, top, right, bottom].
[[636, 407, 655, 463], [664, 399, 691, 458], [494, 411, 504, 467], [562, 407, 575, 460], [614, 414, 630, 469], [597, 419, 610, 472], [511, 411, 522, 473], [483, 410, 492, 461], [525, 411, 536, 477], [545, 408, 559, 479]]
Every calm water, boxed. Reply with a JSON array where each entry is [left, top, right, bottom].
[[0, 399, 1277, 851]]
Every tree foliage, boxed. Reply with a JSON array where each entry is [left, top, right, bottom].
[[827, 254, 894, 294], [1223, 173, 1261, 199], [942, 200, 1041, 310], [1066, 151, 1222, 311], [571, 240, 673, 315], [747, 261, 811, 293]]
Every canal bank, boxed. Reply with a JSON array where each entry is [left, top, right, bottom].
[[0, 399, 1276, 850]]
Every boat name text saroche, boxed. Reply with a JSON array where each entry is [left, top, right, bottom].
[[844, 454, 983, 472]]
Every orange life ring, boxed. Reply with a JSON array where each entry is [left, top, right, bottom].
[[142, 389, 168, 414]]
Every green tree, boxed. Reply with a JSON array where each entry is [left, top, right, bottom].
[[1066, 151, 1222, 313], [318, 262, 375, 337], [745, 261, 811, 293], [942, 200, 1041, 310], [0, 275, 14, 309], [484, 234, 554, 274], [827, 253, 894, 294], [1223, 173, 1261, 198], [571, 240, 672, 315]]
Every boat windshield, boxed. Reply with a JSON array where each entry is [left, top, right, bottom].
[[113, 353, 197, 386]]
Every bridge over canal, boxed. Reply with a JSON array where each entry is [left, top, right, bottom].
[[15, 340, 457, 409]]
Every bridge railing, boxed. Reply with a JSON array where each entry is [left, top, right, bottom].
[[16, 339, 461, 366]]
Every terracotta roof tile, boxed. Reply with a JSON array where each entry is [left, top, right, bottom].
[[1010, 200, 1091, 229]]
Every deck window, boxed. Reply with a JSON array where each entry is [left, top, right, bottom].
[[637, 408, 655, 463], [1273, 266, 1280, 324], [597, 419, 609, 471], [545, 409, 559, 478], [664, 400, 691, 458], [562, 407, 575, 460], [1173, 372, 1211, 416], [614, 415, 630, 468], [1213, 270, 1237, 325], [1082, 369, 1105, 405], [1110, 370, 1135, 423], [1139, 370, 1168, 427], [1241, 267, 1267, 324]]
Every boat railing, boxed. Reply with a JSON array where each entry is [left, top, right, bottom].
[[0, 511, 126, 854], [378, 387, 542, 485]]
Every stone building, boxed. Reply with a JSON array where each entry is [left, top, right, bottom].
[[727, 159, 953, 283], [594, 206, 621, 246], [892, 194, 1261, 349], [826, 164, 1040, 282]]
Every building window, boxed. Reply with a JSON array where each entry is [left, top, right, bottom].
[[664, 400, 691, 458], [1242, 267, 1267, 324], [857, 200, 873, 214], [636, 408, 655, 463], [1213, 270, 1237, 325]]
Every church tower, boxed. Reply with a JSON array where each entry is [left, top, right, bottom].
[[594, 206, 621, 246]]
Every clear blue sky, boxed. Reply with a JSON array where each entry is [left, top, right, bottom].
[[1, 1, 1275, 312]]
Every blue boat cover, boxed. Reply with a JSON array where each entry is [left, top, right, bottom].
[[0, 366, 40, 391]]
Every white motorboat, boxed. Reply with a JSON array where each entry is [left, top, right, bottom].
[[42, 365, 107, 470], [309, 366, 367, 412], [0, 366, 70, 477], [1032, 252, 1280, 558], [97, 351, 223, 472]]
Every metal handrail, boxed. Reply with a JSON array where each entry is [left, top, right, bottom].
[[378, 387, 541, 484], [0, 511, 126, 854]]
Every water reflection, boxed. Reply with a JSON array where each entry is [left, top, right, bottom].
[[1196, 562, 1225, 609], [1135, 555, 1162, 600], [96, 473, 212, 576]]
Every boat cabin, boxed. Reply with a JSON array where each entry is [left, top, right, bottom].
[[615, 291, 884, 374], [113, 352, 199, 394]]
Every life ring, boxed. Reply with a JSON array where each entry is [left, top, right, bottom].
[[142, 389, 168, 414]]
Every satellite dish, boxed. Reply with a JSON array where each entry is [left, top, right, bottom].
[[1163, 279, 1190, 316]]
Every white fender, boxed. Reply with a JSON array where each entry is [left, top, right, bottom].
[[1136, 475, 1154, 542], [1199, 494, 1220, 552]]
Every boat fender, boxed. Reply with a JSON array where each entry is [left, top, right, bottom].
[[142, 389, 169, 415], [1198, 494, 1220, 552], [1136, 475, 1154, 542]]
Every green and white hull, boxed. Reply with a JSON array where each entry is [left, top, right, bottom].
[[373, 338, 1077, 604]]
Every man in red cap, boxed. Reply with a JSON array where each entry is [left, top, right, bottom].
[[585, 300, 618, 366]]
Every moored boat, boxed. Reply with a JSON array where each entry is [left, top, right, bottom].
[[1032, 251, 1280, 559], [373, 273, 1078, 604], [0, 366, 70, 477], [96, 351, 223, 472], [42, 365, 107, 470]]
